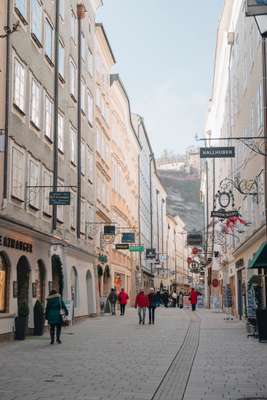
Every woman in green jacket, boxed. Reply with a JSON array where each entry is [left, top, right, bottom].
[[45, 290, 68, 344]]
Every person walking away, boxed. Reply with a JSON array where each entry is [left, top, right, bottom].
[[190, 288, 198, 311], [162, 290, 169, 308], [178, 291, 184, 309], [171, 290, 177, 307], [224, 284, 233, 320], [45, 289, 68, 344], [108, 288, 118, 315], [118, 288, 129, 316], [135, 289, 148, 324], [148, 288, 158, 324], [154, 290, 161, 307]]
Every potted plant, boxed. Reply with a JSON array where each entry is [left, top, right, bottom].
[[15, 302, 29, 340], [33, 300, 45, 336]]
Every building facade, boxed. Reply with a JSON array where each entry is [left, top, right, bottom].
[[0, 0, 102, 336]]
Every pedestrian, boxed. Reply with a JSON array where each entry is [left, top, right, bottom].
[[189, 288, 198, 311], [224, 284, 233, 320], [162, 290, 169, 308], [154, 290, 162, 307], [148, 288, 158, 324], [107, 288, 118, 315], [135, 289, 148, 325], [45, 289, 68, 345], [171, 290, 177, 307], [178, 291, 184, 309], [118, 288, 129, 316]]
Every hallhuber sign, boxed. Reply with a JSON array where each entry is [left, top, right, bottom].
[[200, 147, 235, 159]]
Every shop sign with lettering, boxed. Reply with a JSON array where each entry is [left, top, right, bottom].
[[200, 147, 235, 158], [0, 236, 33, 253]]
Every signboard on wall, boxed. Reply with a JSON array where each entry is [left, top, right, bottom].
[[200, 147, 235, 158], [246, 0, 267, 16]]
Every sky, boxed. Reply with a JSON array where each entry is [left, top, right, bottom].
[[98, 1, 224, 157]]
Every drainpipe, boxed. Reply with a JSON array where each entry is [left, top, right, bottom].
[[3, 0, 11, 200], [52, 0, 60, 231], [149, 153, 154, 275], [76, 4, 86, 239]]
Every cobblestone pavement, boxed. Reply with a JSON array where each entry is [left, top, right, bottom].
[[0, 308, 267, 400]]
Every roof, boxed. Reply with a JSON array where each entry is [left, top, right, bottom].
[[95, 23, 116, 64]]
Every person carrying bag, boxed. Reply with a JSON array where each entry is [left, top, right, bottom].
[[45, 289, 68, 344]]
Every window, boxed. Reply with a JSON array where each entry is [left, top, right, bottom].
[[70, 191, 76, 229], [257, 84, 263, 130], [59, 0, 64, 19], [13, 57, 26, 112], [44, 94, 53, 140], [81, 80, 86, 113], [70, 126, 77, 165], [87, 90, 93, 125], [87, 147, 93, 182], [28, 159, 40, 209], [0, 254, 8, 313], [43, 168, 52, 216], [44, 18, 53, 61], [11, 146, 25, 201], [81, 200, 86, 234], [59, 40, 64, 79], [86, 203, 94, 238], [81, 32, 86, 61], [88, 48, 93, 76], [15, 0, 27, 20], [30, 76, 41, 128], [31, 0, 42, 45], [71, 267, 79, 307], [81, 141, 86, 175], [70, 10, 76, 43], [58, 113, 64, 153], [69, 59, 77, 99]]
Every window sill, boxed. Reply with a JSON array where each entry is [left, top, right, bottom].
[[71, 161, 77, 168], [30, 120, 41, 132], [14, 8, 28, 25], [44, 134, 53, 144], [45, 54, 54, 67], [70, 94, 77, 103], [59, 74, 65, 84], [11, 194, 24, 203], [13, 103, 26, 116], [29, 204, 40, 212], [43, 211, 52, 218], [58, 148, 64, 155], [0, 313, 16, 319], [31, 33, 43, 48]]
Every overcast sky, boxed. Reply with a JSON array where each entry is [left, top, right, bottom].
[[98, 1, 224, 157]]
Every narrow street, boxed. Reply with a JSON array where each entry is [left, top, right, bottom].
[[0, 309, 266, 400]]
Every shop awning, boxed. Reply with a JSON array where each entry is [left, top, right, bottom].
[[248, 242, 267, 269]]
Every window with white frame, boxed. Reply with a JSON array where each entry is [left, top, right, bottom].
[[11, 146, 25, 201], [15, 0, 27, 20], [257, 83, 263, 130], [81, 80, 86, 113], [59, 39, 64, 79], [70, 126, 77, 165], [87, 147, 93, 182], [81, 141, 86, 175], [30, 76, 41, 128], [81, 199, 86, 234], [57, 179, 64, 223], [86, 203, 94, 238], [70, 191, 76, 229], [44, 94, 53, 140], [87, 90, 93, 125], [13, 57, 26, 112], [43, 168, 52, 216], [59, 0, 64, 19], [31, 0, 42, 44], [70, 10, 76, 43], [88, 48, 93, 76], [69, 59, 77, 98], [81, 32, 86, 61], [28, 159, 40, 209], [44, 18, 53, 61], [58, 113, 64, 153]]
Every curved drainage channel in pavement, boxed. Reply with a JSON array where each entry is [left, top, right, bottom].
[[151, 312, 200, 400]]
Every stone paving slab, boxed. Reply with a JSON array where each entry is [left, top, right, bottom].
[[0, 308, 189, 400], [183, 309, 267, 400]]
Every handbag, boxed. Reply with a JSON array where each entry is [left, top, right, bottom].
[[59, 298, 69, 326]]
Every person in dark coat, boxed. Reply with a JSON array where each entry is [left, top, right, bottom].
[[148, 288, 158, 324], [162, 291, 169, 308], [154, 290, 161, 307], [107, 288, 118, 315], [45, 290, 68, 344], [178, 291, 184, 309]]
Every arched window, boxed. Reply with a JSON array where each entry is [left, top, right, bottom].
[[0, 253, 9, 313], [71, 267, 79, 308]]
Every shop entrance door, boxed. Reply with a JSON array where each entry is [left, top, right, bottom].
[[17, 256, 30, 323], [237, 270, 243, 320], [51, 255, 63, 295]]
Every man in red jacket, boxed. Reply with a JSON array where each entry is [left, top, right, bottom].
[[135, 289, 148, 325], [118, 288, 129, 316], [190, 288, 198, 311]]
